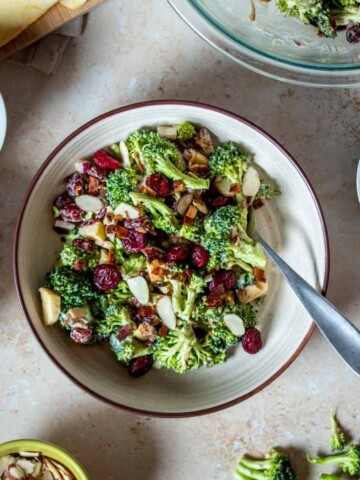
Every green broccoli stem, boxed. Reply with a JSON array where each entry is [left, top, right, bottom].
[[155, 156, 210, 190], [129, 191, 174, 215], [307, 452, 357, 470], [181, 290, 197, 321], [319, 475, 346, 480], [235, 462, 265, 479]]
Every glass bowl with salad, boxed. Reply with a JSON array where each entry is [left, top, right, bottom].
[[14, 101, 329, 416], [169, 0, 360, 87]]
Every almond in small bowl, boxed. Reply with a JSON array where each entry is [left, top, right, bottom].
[[0, 440, 88, 480]]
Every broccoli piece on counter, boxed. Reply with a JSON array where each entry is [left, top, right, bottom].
[[105, 168, 137, 208], [330, 413, 346, 452], [307, 444, 360, 476], [126, 129, 209, 190], [235, 448, 297, 480], [176, 121, 196, 141]]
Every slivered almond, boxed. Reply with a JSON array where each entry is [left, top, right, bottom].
[[140, 184, 157, 196], [176, 193, 193, 215], [192, 199, 208, 214], [185, 204, 198, 219]]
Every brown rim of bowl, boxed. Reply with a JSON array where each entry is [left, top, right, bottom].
[[13, 100, 330, 418]]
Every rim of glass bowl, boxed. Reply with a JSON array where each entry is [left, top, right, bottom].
[[168, 0, 360, 87]]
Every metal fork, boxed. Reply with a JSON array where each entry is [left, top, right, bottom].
[[249, 208, 360, 376]]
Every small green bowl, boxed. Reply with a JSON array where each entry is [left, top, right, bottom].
[[0, 439, 89, 480]]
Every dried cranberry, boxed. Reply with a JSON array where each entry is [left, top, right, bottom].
[[54, 194, 72, 209], [166, 244, 190, 263], [207, 193, 230, 208], [87, 165, 110, 182], [146, 173, 171, 196], [117, 324, 133, 341], [128, 355, 153, 378], [93, 149, 120, 170], [346, 24, 360, 43], [66, 172, 88, 197], [191, 245, 209, 268], [73, 238, 96, 253], [60, 203, 85, 223], [124, 217, 157, 235], [242, 328, 262, 354], [70, 327, 93, 344], [209, 270, 236, 292], [122, 230, 147, 253], [93, 264, 121, 291]]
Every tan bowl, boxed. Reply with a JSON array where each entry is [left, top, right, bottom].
[[14, 101, 329, 417]]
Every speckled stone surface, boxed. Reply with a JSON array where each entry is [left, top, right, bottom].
[[0, 1, 360, 479]]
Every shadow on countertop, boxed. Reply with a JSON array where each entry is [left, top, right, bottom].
[[41, 407, 158, 480]]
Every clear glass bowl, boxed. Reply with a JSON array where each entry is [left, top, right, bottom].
[[169, 0, 360, 87]]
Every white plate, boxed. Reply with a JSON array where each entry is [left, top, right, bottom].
[[14, 101, 329, 416], [0, 93, 7, 151]]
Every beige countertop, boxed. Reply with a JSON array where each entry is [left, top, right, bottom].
[[0, 1, 359, 478]]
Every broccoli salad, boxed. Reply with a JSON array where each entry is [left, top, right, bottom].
[[40, 122, 279, 378], [275, 0, 360, 41]]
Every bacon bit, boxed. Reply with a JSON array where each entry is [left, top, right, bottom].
[[140, 184, 157, 196], [183, 215, 195, 227], [158, 325, 168, 337], [106, 225, 115, 236], [230, 183, 241, 194], [98, 183, 105, 190], [88, 176, 99, 196], [113, 214, 123, 222], [142, 247, 165, 261], [173, 180, 185, 192], [225, 291, 235, 303], [134, 323, 156, 343], [206, 294, 223, 308], [117, 324, 133, 341], [181, 268, 193, 282], [73, 260, 86, 271], [185, 204, 198, 219], [252, 198, 264, 210], [107, 249, 116, 264], [254, 268, 266, 282], [114, 225, 129, 239], [138, 306, 156, 318]]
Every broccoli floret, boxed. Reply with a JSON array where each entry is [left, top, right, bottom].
[[46, 266, 99, 312], [105, 168, 137, 208], [255, 181, 281, 201], [226, 303, 258, 329], [330, 413, 346, 452], [274, 0, 357, 38], [126, 129, 209, 190], [236, 272, 256, 288], [178, 217, 204, 243], [167, 268, 206, 321], [108, 279, 133, 304], [130, 191, 180, 234], [210, 319, 239, 353], [110, 333, 150, 366], [307, 444, 360, 476], [208, 141, 250, 183], [153, 324, 215, 374], [235, 449, 297, 480], [95, 303, 132, 340], [202, 206, 266, 270], [59, 244, 99, 271], [121, 254, 147, 279], [176, 121, 196, 141]]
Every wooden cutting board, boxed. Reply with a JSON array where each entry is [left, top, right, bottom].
[[0, 0, 104, 61]]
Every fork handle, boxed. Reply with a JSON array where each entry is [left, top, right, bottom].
[[254, 233, 360, 376]]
